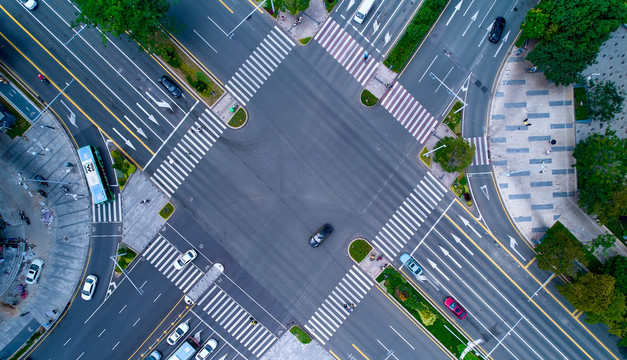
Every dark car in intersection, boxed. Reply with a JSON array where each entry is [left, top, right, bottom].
[[309, 223, 333, 247], [489, 17, 506, 43], [159, 75, 182, 98]]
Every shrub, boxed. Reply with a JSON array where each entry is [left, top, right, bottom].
[[418, 306, 437, 326], [161, 45, 182, 68]]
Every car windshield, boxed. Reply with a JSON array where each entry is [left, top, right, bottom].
[[449, 301, 457, 309]]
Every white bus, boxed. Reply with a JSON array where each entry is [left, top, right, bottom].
[[353, 0, 375, 24]]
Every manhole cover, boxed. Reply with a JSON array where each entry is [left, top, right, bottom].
[[63, 236, 70, 242]]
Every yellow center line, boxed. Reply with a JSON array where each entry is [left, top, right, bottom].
[[352, 344, 370, 359], [329, 350, 340, 359], [525, 257, 536, 269], [247, 0, 264, 13], [220, 0, 234, 13], [0, 6, 154, 159], [444, 213, 601, 360]]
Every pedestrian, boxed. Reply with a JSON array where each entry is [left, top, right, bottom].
[[140, 199, 149, 204], [281, 15, 285, 20], [523, 119, 531, 127], [545, 150, 551, 155]]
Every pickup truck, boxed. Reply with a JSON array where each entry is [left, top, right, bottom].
[[167, 337, 200, 360]]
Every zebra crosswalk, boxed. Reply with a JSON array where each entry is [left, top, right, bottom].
[[381, 83, 438, 144], [142, 235, 204, 293], [304, 265, 373, 345], [314, 18, 378, 86], [466, 136, 491, 166], [196, 284, 277, 358], [92, 193, 122, 223], [372, 173, 446, 261], [226, 26, 295, 106], [151, 109, 226, 197]]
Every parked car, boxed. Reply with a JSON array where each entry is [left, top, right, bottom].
[[25, 258, 44, 284], [34, 174, 48, 187], [159, 75, 182, 98], [173, 249, 197, 270], [167, 321, 190, 345], [309, 224, 333, 247], [443, 296, 467, 319], [195, 338, 218, 360], [489, 17, 506, 44], [146, 350, 161, 360], [18, 0, 37, 10], [81, 275, 98, 300], [399, 252, 423, 276]]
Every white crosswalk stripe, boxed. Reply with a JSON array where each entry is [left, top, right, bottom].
[[92, 193, 122, 223], [380, 83, 438, 144], [142, 235, 203, 293], [314, 18, 378, 86], [466, 136, 491, 166], [151, 109, 226, 197], [195, 284, 277, 358], [304, 265, 373, 345], [226, 26, 295, 106], [371, 174, 446, 261]]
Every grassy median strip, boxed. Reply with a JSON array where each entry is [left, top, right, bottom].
[[159, 202, 175, 220], [384, 0, 447, 72], [8, 327, 44, 360], [349, 238, 372, 263], [111, 149, 136, 188], [377, 267, 477, 359], [290, 325, 312, 344], [115, 246, 137, 274]]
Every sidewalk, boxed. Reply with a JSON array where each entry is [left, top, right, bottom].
[[0, 78, 91, 357], [487, 45, 627, 257]]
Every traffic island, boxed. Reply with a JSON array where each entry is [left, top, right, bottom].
[[111, 149, 136, 189], [360, 89, 378, 107], [348, 238, 372, 263], [159, 202, 175, 220], [289, 325, 312, 344], [228, 107, 247, 129], [350, 238, 389, 278], [114, 245, 137, 275]]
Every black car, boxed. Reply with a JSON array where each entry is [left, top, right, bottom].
[[34, 174, 48, 187], [159, 75, 182, 98], [489, 17, 506, 44], [309, 224, 333, 247]]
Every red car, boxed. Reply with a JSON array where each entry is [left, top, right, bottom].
[[444, 296, 467, 319]]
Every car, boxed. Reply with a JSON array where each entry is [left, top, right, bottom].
[[167, 321, 189, 345], [489, 17, 506, 44], [34, 174, 48, 187], [195, 338, 218, 360], [173, 249, 197, 270], [309, 223, 333, 247], [18, 0, 37, 10], [146, 350, 161, 360], [159, 75, 182, 98], [81, 275, 98, 300], [399, 252, 423, 276], [25, 258, 44, 284], [444, 296, 467, 319]]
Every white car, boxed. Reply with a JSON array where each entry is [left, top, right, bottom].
[[173, 249, 197, 270], [25, 258, 44, 284], [195, 338, 218, 360], [167, 321, 189, 345], [18, 0, 37, 10], [81, 275, 98, 300]]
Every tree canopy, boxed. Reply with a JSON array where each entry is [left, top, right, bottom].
[[271, 0, 310, 15], [585, 289, 627, 340], [604, 256, 627, 295], [558, 272, 615, 313], [535, 221, 586, 277], [520, 0, 627, 86], [72, 0, 173, 50], [572, 130, 627, 224], [433, 137, 475, 173], [587, 80, 625, 122]]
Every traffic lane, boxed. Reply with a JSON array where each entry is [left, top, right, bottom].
[[328, 285, 456, 360], [168, 0, 278, 81], [426, 216, 618, 359], [460, 78, 492, 137]]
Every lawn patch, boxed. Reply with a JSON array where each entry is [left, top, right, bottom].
[[229, 108, 246, 128], [325, 0, 338, 12], [420, 147, 432, 167], [290, 325, 312, 344], [111, 149, 136, 188], [451, 175, 472, 206], [299, 37, 312, 45], [444, 101, 463, 136], [574, 86, 589, 120], [1, 96, 31, 139], [349, 239, 372, 263], [159, 202, 175, 220], [115, 246, 137, 274], [361, 89, 378, 107]]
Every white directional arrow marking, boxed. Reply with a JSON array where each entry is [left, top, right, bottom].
[[452, 234, 474, 255], [59, 100, 78, 128], [446, 0, 463, 26], [372, 19, 380, 33], [459, 215, 482, 238], [383, 32, 392, 45], [480, 185, 490, 200], [428, 259, 450, 281], [462, 10, 478, 36], [112, 127, 136, 151], [439, 245, 462, 268], [123, 115, 147, 138], [508, 236, 526, 261], [136, 103, 159, 125], [478, 24, 491, 47], [347, 0, 356, 10], [217, 355, 228, 360], [494, 30, 510, 57], [146, 92, 173, 112]]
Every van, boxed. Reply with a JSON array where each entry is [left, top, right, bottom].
[[353, 0, 375, 24]]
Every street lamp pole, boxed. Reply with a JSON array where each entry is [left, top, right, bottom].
[[227, 0, 267, 38], [110, 254, 143, 295], [423, 144, 446, 158], [32, 79, 74, 124], [429, 72, 467, 112]]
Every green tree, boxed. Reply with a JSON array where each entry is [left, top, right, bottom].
[[72, 0, 173, 50], [535, 221, 587, 277], [520, 0, 627, 86], [270, 0, 310, 15], [585, 289, 627, 339], [587, 80, 625, 122], [559, 272, 615, 313], [417, 303, 437, 326], [604, 256, 627, 295], [433, 137, 475, 173], [572, 130, 627, 224], [587, 234, 618, 257]]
